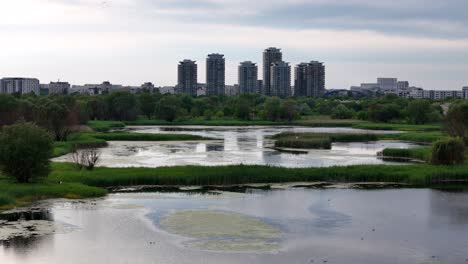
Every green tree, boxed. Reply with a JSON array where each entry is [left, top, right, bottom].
[[280, 99, 299, 121], [445, 101, 468, 145], [263, 97, 281, 121], [106, 92, 138, 121], [0, 94, 19, 126], [138, 93, 156, 119], [331, 104, 354, 119], [156, 96, 180, 122], [368, 103, 401, 123], [0, 122, 53, 183], [406, 100, 432, 124]]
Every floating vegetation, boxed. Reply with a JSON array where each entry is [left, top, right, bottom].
[[160, 210, 281, 252]]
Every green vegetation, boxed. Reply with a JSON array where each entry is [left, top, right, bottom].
[[48, 162, 468, 188], [272, 132, 378, 149], [0, 123, 53, 183], [88, 120, 126, 132], [52, 132, 214, 157], [377, 132, 446, 144], [0, 180, 107, 210], [445, 101, 468, 145], [430, 138, 466, 165], [352, 123, 441, 132], [382, 147, 431, 161], [89, 132, 214, 141]]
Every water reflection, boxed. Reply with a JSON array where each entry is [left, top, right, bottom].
[[1, 189, 468, 264], [54, 126, 420, 168]]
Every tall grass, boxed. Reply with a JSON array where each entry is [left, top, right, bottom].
[[88, 121, 126, 132], [352, 123, 441, 132], [273, 132, 378, 149], [50, 162, 468, 188], [382, 147, 431, 161], [125, 119, 357, 128]]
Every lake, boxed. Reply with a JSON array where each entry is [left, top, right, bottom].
[[1, 187, 468, 264], [55, 126, 420, 167]]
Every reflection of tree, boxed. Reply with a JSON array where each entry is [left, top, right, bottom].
[[429, 190, 468, 226], [0, 210, 54, 254], [0, 210, 53, 222], [0, 235, 49, 255]]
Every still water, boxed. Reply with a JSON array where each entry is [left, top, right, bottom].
[[55, 126, 419, 167], [1, 188, 468, 264]]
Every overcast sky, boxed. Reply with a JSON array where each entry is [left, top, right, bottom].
[[1, 0, 467, 89]]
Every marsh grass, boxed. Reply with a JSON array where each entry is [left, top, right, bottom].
[[273, 132, 378, 149], [88, 121, 126, 132], [49, 162, 468, 188], [382, 147, 432, 161]]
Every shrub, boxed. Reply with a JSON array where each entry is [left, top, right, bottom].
[[331, 104, 354, 119], [0, 122, 53, 183], [430, 138, 465, 165], [445, 101, 468, 145]]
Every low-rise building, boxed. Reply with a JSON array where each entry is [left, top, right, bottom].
[[49, 81, 70, 95]]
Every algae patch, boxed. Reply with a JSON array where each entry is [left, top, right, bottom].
[[160, 210, 281, 252]]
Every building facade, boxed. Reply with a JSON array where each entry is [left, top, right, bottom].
[[206, 54, 225, 96], [294, 61, 325, 97], [1, 78, 40, 94], [49, 81, 70, 95], [270, 61, 291, 98], [377, 78, 398, 93], [238, 61, 258, 94], [177, 60, 198, 96], [262, 47, 282, 96], [464, 87, 468, 99]]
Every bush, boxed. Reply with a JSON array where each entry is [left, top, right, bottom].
[[331, 105, 354, 119], [445, 101, 468, 145], [0, 122, 53, 183], [430, 138, 465, 165]]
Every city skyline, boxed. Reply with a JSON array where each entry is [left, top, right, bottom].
[[0, 0, 467, 89]]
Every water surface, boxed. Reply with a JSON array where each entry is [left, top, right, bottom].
[[1, 188, 468, 264], [55, 126, 419, 168]]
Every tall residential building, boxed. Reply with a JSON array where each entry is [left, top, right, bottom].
[[294, 61, 325, 97], [177, 60, 198, 96], [1, 77, 40, 94], [256, 80, 263, 94], [206, 53, 225, 96], [238, 61, 258, 94], [262, 47, 282, 96], [49, 81, 70, 95], [270, 61, 291, 98], [377, 78, 398, 92]]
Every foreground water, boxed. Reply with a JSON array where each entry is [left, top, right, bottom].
[[1, 188, 468, 264], [55, 126, 419, 167]]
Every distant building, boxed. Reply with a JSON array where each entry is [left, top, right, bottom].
[[49, 81, 70, 95], [141, 82, 155, 92], [225, 84, 240, 96], [464, 87, 468, 99], [256, 80, 263, 94], [238, 61, 258, 94], [294, 61, 325, 97], [70, 81, 120, 95], [397, 81, 409, 90], [270, 61, 291, 98], [262, 47, 282, 96], [377, 78, 398, 93], [1, 77, 40, 95], [177, 60, 198, 96], [157, 86, 175, 94], [197, 83, 207, 96], [206, 54, 225, 96]]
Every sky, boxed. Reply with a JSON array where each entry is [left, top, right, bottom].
[[0, 0, 467, 90]]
